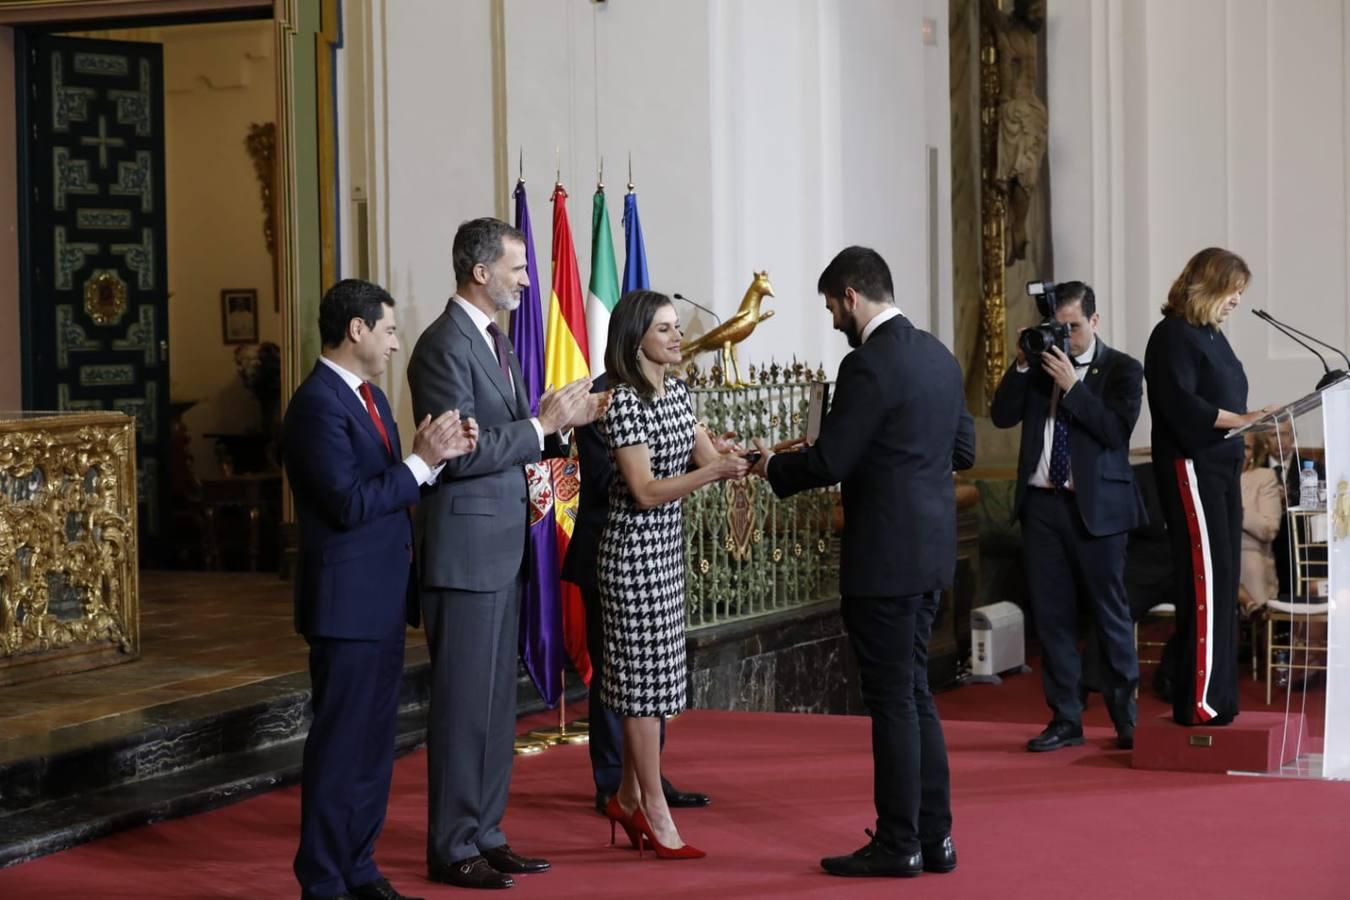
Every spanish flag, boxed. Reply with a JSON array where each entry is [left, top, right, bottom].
[[544, 182, 592, 684]]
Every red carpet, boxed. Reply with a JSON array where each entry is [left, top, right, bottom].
[[2, 676, 1348, 900]]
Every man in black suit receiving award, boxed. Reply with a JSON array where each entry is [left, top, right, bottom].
[[752, 246, 975, 879], [991, 281, 1148, 752]]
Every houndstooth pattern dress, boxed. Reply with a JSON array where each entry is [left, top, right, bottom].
[[596, 377, 696, 718]]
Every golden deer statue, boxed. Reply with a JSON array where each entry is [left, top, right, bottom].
[[679, 271, 775, 386]]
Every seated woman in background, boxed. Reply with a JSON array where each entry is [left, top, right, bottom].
[[1239, 431, 1284, 614]]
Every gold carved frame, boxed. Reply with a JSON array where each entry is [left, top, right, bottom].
[[978, 4, 1008, 409], [0, 413, 139, 685]]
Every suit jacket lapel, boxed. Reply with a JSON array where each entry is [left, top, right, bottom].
[[1081, 340, 1109, 394], [449, 302, 518, 412], [314, 361, 389, 457], [508, 351, 531, 417], [374, 387, 401, 457]]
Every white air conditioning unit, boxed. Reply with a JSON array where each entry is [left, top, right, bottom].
[[969, 601, 1027, 683]]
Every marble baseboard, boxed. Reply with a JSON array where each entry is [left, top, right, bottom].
[[686, 601, 865, 717]]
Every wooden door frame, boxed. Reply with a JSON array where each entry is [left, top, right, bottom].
[[0, 0, 318, 413]]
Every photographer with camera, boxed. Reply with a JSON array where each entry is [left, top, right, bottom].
[[991, 281, 1149, 752]]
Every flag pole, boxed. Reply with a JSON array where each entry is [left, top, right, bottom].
[[528, 668, 590, 746]]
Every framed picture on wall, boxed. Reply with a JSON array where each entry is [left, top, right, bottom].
[[221, 289, 258, 344]]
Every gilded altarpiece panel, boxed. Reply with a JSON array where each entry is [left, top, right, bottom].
[[0, 412, 140, 686]]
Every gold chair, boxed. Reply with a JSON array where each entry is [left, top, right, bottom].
[[1265, 508, 1329, 704]]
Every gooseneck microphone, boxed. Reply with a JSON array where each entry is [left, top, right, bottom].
[[1253, 309, 1350, 369], [672, 292, 722, 327], [1251, 309, 1349, 390]]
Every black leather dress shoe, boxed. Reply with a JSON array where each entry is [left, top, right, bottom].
[[595, 790, 613, 814], [663, 785, 711, 808], [820, 830, 922, 878], [480, 844, 550, 875], [427, 856, 514, 890], [350, 878, 423, 900], [921, 835, 957, 873], [1027, 720, 1084, 752], [1116, 724, 1135, 750]]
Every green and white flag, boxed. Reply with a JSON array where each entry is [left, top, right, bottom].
[[586, 187, 620, 372]]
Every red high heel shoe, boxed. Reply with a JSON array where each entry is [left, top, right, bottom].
[[630, 808, 706, 860], [604, 796, 641, 849]]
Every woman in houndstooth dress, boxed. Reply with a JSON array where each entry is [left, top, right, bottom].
[[596, 291, 749, 856]]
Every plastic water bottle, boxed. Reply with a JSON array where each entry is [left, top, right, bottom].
[[1299, 460, 1320, 508]]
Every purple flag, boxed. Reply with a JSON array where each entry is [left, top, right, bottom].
[[511, 181, 565, 706]]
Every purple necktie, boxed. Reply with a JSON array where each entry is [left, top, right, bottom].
[[485, 321, 513, 387]]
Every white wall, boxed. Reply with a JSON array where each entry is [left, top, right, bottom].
[[353, 0, 952, 438], [1049, 0, 1350, 446]]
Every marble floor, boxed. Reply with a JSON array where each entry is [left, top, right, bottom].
[[0, 570, 426, 746]]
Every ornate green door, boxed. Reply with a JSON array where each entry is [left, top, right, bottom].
[[18, 35, 169, 561]]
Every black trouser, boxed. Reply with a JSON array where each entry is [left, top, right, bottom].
[[583, 583, 663, 795], [1020, 488, 1139, 730], [841, 591, 951, 855], [1153, 457, 1242, 725]]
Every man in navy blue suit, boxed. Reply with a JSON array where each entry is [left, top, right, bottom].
[[286, 279, 476, 900]]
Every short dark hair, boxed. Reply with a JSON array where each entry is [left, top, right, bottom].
[[318, 278, 394, 349], [605, 290, 674, 401], [452, 217, 525, 284], [1055, 281, 1096, 318], [816, 246, 894, 303]]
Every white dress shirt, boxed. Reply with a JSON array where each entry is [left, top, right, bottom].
[[318, 355, 440, 485], [1027, 337, 1096, 490], [452, 295, 548, 449], [860, 306, 903, 344]]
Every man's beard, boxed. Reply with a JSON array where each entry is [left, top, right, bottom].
[[840, 312, 862, 348], [489, 282, 521, 312]]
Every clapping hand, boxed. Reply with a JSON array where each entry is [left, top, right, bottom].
[[538, 378, 608, 432], [413, 410, 474, 465]]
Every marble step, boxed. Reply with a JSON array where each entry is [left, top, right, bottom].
[[0, 657, 584, 868], [0, 654, 433, 817]]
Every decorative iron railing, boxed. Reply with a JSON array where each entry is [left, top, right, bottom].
[[681, 360, 840, 629]]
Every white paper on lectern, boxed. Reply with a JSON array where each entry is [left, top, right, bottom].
[[1320, 381, 1350, 777]]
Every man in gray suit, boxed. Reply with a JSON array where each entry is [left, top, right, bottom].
[[408, 217, 600, 891]]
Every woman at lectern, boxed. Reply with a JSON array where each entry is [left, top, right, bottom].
[[1144, 247, 1276, 726]]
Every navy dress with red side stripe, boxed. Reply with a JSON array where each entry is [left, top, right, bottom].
[[1144, 313, 1248, 725]]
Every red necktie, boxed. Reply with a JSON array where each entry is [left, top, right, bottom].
[[358, 382, 393, 456]]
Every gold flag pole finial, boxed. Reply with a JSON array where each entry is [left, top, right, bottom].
[[517, 147, 524, 186], [597, 156, 604, 192], [627, 152, 635, 193], [555, 147, 562, 189]]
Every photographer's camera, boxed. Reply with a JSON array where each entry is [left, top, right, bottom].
[[1018, 281, 1072, 364]]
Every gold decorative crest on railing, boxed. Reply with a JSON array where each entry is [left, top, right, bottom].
[[0, 412, 139, 684]]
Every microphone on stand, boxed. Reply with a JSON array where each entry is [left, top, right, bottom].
[[1251, 309, 1349, 390], [1253, 308, 1350, 370], [672, 292, 722, 327]]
